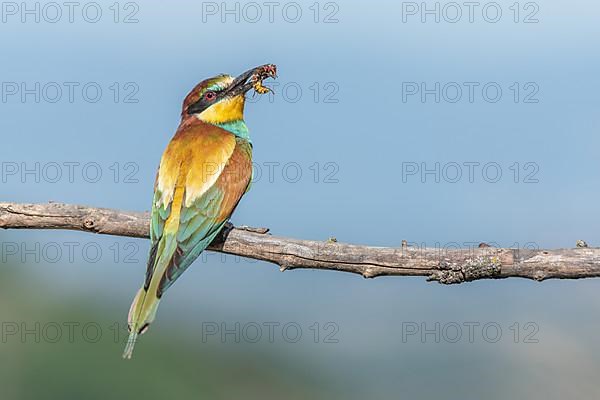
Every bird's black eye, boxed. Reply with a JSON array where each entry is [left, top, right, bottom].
[[204, 91, 217, 101]]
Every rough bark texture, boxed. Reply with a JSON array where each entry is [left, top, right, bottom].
[[1, 202, 598, 284]]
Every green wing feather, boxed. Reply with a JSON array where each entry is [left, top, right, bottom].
[[157, 184, 228, 295], [144, 189, 170, 290]]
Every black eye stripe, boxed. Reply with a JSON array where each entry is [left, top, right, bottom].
[[188, 88, 224, 114]]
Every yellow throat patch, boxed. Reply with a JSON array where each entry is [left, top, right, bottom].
[[197, 95, 245, 124]]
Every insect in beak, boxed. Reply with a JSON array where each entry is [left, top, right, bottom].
[[251, 64, 277, 95], [228, 64, 277, 98]]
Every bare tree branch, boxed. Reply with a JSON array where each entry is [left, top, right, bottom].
[[1, 201, 598, 284]]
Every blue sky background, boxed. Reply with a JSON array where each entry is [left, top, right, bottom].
[[1, 0, 600, 398]]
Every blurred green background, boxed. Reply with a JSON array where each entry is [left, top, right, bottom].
[[0, 256, 349, 400], [3, 231, 600, 399]]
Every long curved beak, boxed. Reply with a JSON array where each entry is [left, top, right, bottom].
[[227, 64, 277, 97]]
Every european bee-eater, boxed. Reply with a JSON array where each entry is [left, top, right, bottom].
[[123, 64, 277, 359]]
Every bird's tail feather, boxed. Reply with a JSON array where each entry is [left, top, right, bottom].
[[122, 287, 160, 359], [122, 331, 138, 360]]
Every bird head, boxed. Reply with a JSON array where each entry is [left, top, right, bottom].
[[182, 64, 277, 125]]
